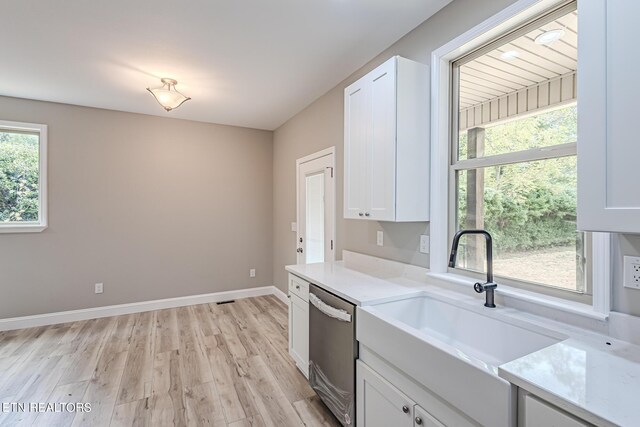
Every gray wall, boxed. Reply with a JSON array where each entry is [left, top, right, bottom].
[[0, 96, 273, 318], [272, 0, 518, 292]]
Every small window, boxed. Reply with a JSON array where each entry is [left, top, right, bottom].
[[0, 121, 47, 232], [449, 3, 589, 300]]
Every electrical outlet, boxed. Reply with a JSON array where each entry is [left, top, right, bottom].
[[376, 230, 383, 246], [95, 283, 104, 294], [623, 256, 640, 290], [249, 269, 256, 278], [420, 235, 430, 254], [291, 222, 297, 232]]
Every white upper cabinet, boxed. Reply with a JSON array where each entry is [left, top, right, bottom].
[[578, 0, 640, 232], [344, 56, 430, 222]]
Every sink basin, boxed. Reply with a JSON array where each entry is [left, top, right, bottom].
[[370, 295, 561, 370], [357, 293, 566, 426]]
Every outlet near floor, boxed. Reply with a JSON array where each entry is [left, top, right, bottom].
[[623, 256, 640, 290], [95, 283, 104, 294], [249, 269, 256, 278]]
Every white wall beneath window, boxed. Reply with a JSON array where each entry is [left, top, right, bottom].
[[0, 95, 273, 318]]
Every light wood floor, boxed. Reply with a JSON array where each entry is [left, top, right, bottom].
[[0, 296, 340, 427]]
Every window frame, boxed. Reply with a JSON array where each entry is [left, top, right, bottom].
[[429, 0, 611, 318], [0, 120, 48, 233], [449, 101, 589, 301]]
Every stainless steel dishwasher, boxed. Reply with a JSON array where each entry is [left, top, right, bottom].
[[308, 284, 357, 426]]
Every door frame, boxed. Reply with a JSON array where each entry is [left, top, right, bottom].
[[296, 146, 336, 263]]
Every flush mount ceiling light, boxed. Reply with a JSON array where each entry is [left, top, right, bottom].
[[500, 50, 520, 61], [146, 78, 191, 111], [534, 28, 565, 45]]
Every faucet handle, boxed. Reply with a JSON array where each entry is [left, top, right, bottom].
[[474, 282, 497, 293]]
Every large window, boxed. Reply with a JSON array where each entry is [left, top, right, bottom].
[[449, 3, 588, 299], [0, 121, 47, 232]]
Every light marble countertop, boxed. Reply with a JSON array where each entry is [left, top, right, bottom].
[[286, 255, 640, 427], [285, 261, 422, 305], [499, 336, 640, 426]]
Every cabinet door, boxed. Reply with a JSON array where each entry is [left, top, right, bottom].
[[578, 0, 640, 232], [289, 293, 309, 377], [523, 395, 587, 427], [344, 78, 369, 220], [367, 58, 397, 221], [356, 361, 414, 427], [414, 405, 445, 427]]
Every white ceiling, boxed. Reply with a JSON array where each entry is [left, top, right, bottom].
[[0, 0, 451, 130]]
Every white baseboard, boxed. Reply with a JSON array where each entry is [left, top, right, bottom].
[[0, 285, 285, 332], [271, 286, 289, 305]]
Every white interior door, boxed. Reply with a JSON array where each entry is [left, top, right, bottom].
[[297, 149, 335, 264]]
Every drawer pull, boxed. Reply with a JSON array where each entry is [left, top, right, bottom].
[[415, 417, 422, 425], [402, 405, 409, 414]]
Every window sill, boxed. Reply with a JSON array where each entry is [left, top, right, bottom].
[[0, 223, 47, 233], [426, 272, 609, 322]]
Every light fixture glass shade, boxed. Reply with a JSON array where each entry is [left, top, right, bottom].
[[147, 78, 191, 111]]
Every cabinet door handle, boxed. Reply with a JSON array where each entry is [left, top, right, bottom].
[[358, 212, 364, 217], [365, 212, 370, 217], [415, 417, 423, 425], [296, 285, 300, 290], [402, 405, 409, 414]]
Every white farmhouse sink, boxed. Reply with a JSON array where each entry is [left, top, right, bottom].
[[357, 293, 566, 426]]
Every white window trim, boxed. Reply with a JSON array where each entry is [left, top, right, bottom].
[[0, 120, 48, 233], [429, 0, 611, 319]]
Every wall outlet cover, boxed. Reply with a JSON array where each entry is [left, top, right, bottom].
[[249, 269, 256, 278], [376, 230, 384, 246], [291, 222, 297, 232], [420, 235, 430, 254], [95, 283, 104, 294], [623, 256, 640, 290]]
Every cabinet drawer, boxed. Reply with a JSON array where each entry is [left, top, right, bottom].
[[523, 395, 588, 427], [289, 274, 309, 301]]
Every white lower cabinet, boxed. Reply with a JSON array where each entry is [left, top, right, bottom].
[[521, 394, 588, 427], [288, 274, 309, 377], [357, 361, 444, 427]]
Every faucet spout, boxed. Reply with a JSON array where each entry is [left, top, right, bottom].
[[448, 229, 497, 308]]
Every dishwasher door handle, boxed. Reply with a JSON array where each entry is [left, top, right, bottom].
[[309, 293, 352, 322]]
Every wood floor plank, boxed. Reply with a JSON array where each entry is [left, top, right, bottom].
[[72, 347, 129, 427], [0, 297, 337, 427], [184, 381, 226, 426], [59, 317, 116, 385], [293, 396, 342, 427], [191, 304, 222, 337], [177, 306, 214, 387], [107, 314, 136, 354], [116, 312, 155, 404], [111, 398, 151, 427], [150, 350, 187, 426], [32, 381, 89, 427], [204, 335, 257, 423], [217, 314, 249, 360], [154, 308, 179, 354], [234, 302, 314, 403], [238, 355, 304, 427], [228, 414, 267, 427]]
